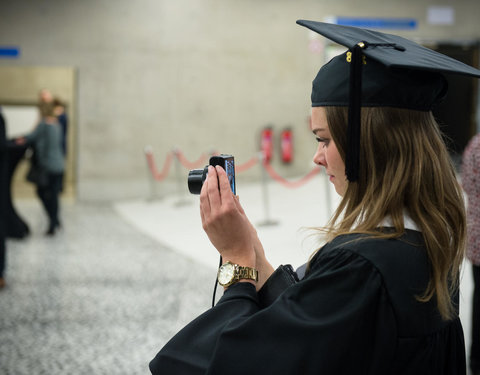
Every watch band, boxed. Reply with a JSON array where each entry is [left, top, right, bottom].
[[237, 265, 258, 282], [217, 261, 258, 287]]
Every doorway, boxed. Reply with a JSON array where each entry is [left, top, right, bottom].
[[0, 66, 77, 199]]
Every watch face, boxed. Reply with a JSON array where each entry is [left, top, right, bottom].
[[218, 262, 235, 286]]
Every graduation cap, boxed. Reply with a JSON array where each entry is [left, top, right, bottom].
[[296, 20, 480, 182]]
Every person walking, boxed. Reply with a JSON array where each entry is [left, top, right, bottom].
[[16, 101, 65, 235]]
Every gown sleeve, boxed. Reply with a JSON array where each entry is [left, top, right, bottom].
[[149, 248, 397, 375], [257, 264, 299, 308]]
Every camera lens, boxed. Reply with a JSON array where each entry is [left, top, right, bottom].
[[187, 167, 208, 194]]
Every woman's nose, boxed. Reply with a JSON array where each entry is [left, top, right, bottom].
[[313, 144, 326, 167]]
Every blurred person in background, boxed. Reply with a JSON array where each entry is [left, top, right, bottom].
[[53, 97, 68, 156], [462, 133, 480, 375], [39, 89, 68, 156], [38, 88, 53, 104], [16, 101, 65, 236]]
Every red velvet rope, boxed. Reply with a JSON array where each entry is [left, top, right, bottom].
[[175, 149, 209, 169], [235, 156, 259, 173], [145, 148, 321, 188], [262, 161, 321, 189], [145, 150, 174, 182]]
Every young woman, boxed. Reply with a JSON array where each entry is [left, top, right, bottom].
[[150, 21, 479, 374], [17, 101, 65, 235]]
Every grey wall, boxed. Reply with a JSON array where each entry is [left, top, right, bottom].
[[1, 0, 479, 201]]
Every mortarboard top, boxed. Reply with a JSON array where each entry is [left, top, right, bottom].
[[297, 20, 480, 77], [296, 20, 480, 182]]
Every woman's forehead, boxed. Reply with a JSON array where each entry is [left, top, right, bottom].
[[310, 107, 328, 131]]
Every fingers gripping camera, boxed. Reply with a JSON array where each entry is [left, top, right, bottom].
[[188, 155, 236, 195]]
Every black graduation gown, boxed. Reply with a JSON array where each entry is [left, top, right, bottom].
[[150, 230, 466, 374]]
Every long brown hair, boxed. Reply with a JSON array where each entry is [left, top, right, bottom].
[[321, 106, 465, 320]]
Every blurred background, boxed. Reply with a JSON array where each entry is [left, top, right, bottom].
[[1, 0, 479, 201]]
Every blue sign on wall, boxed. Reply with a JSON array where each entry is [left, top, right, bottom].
[[0, 47, 20, 58], [331, 17, 417, 30]]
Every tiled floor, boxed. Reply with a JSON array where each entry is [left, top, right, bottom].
[[0, 200, 213, 375]]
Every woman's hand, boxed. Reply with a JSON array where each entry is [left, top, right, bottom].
[[200, 166, 255, 268], [233, 195, 274, 290]]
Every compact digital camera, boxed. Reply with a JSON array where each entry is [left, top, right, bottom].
[[187, 154, 236, 195]]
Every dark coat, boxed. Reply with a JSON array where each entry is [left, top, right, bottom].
[[150, 230, 466, 375]]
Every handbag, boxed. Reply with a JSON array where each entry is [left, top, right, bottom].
[[26, 147, 48, 187]]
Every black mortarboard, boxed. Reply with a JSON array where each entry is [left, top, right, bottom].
[[297, 20, 480, 182]]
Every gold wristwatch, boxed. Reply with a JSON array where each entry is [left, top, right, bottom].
[[217, 261, 258, 287]]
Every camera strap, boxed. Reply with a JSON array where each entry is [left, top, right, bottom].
[[212, 255, 222, 307]]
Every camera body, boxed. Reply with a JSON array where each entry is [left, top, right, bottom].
[[188, 154, 235, 195]]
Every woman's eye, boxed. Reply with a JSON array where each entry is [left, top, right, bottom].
[[316, 137, 329, 147]]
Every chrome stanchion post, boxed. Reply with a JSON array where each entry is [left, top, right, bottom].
[[173, 148, 190, 206], [144, 145, 160, 201], [257, 152, 279, 227]]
